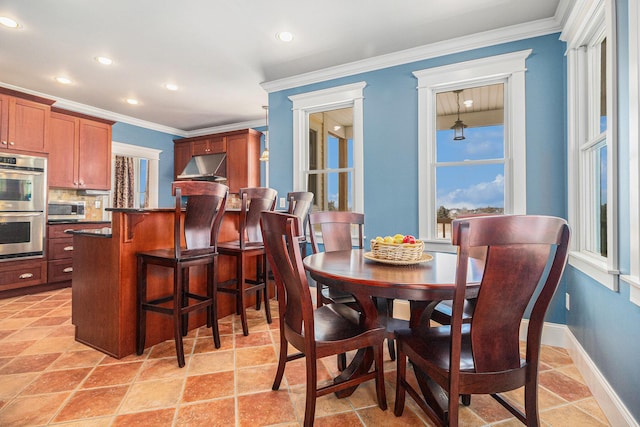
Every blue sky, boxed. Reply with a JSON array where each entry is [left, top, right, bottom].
[[435, 125, 505, 210]]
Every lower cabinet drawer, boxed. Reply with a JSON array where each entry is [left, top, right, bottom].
[[48, 238, 74, 260], [0, 260, 47, 291], [47, 259, 74, 283]]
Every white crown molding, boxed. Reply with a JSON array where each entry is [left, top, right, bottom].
[[0, 81, 188, 137], [261, 17, 562, 93], [183, 119, 264, 138]]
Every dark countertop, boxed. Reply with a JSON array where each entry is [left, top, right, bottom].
[[65, 227, 112, 238]]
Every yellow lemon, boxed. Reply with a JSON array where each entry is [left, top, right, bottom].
[[375, 236, 384, 242], [383, 236, 394, 244]]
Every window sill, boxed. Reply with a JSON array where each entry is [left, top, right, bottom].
[[422, 239, 457, 254], [568, 251, 619, 291], [621, 275, 640, 307]]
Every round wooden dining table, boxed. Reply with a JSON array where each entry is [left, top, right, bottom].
[[303, 248, 483, 397]]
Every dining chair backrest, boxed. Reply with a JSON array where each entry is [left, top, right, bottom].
[[308, 211, 364, 254], [172, 181, 228, 257], [238, 187, 277, 245], [287, 191, 314, 236], [451, 215, 570, 374], [260, 212, 311, 338]]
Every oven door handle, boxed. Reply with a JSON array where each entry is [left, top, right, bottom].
[[0, 168, 44, 176], [0, 212, 43, 218]]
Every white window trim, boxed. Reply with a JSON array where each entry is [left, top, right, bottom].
[[563, 0, 619, 291], [111, 141, 161, 208], [290, 81, 366, 214], [625, 0, 640, 305], [413, 50, 530, 252]]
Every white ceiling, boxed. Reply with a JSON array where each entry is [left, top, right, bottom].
[[0, 0, 563, 134]]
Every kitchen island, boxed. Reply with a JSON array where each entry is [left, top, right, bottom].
[[70, 207, 268, 359]]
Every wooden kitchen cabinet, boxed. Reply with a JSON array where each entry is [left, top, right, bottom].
[[49, 108, 114, 190], [174, 140, 193, 179], [192, 136, 226, 155], [174, 129, 261, 193], [0, 259, 47, 294], [46, 222, 109, 284], [0, 88, 54, 154]]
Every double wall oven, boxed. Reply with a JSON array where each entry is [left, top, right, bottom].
[[0, 154, 46, 260]]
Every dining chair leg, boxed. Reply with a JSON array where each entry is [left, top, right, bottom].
[[136, 257, 147, 355], [394, 346, 407, 416], [238, 254, 249, 336], [303, 358, 318, 427], [181, 266, 189, 337], [208, 261, 221, 349], [373, 342, 388, 410], [272, 337, 288, 391], [263, 255, 272, 324], [173, 266, 186, 368]]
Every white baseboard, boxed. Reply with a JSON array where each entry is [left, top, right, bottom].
[[392, 302, 637, 426], [565, 329, 639, 427]]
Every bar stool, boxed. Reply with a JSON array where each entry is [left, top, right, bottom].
[[136, 181, 228, 367], [217, 187, 277, 336], [286, 191, 314, 258]]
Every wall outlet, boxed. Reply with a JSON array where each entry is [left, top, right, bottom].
[[565, 292, 570, 310], [279, 197, 286, 208], [94, 200, 101, 209]]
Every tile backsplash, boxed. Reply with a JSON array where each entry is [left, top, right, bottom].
[[48, 189, 110, 221]]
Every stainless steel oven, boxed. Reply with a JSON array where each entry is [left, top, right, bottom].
[[0, 154, 46, 260], [0, 212, 45, 260]]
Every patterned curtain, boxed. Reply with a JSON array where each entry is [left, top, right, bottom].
[[113, 156, 135, 208]]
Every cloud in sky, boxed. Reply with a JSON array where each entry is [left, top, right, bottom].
[[437, 174, 504, 209]]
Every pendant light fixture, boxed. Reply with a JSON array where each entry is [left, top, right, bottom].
[[451, 89, 467, 141], [259, 105, 269, 162]]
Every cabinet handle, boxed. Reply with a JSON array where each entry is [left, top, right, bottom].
[[9, 141, 15, 146], [19, 273, 34, 279], [63, 229, 74, 233], [1, 141, 6, 145], [64, 246, 74, 251], [63, 267, 73, 273]]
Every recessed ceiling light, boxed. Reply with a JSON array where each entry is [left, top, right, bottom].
[[95, 56, 113, 66], [0, 17, 19, 29], [463, 99, 473, 108], [126, 98, 139, 105], [165, 83, 178, 91], [55, 76, 72, 85], [276, 31, 293, 42], [333, 125, 341, 131]]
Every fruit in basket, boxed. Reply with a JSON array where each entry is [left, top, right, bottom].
[[383, 236, 394, 244], [375, 236, 384, 242], [403, 235, 416, 244], [393, 233, 404, 244]]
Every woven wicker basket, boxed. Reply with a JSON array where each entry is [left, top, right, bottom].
[[370, 239, 425, 262]]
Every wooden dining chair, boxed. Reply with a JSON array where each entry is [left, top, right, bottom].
[[308, 210, 408, 365], [394, 215, 570, 426], [136, 181, 228, 367], [286, 191, 314, 257], [261, 211, 387, 426], [217, 187, 277, 336]]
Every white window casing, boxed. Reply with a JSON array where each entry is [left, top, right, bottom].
[[413, 50, 531, 252], [111, 141, 161, 209], [562, 0, 619, 291]]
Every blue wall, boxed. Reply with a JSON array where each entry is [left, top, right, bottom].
[[112, 122, 181, 207], [565, 0, 640, 421], [268, 33, 568, 324]]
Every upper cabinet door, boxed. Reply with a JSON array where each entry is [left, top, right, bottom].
[[78, 120, 111, 190], [3, 96, 50, 153], [49, 112, 79, 188]]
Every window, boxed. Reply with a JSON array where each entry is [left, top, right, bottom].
[[111, 142, 161, 209], [563, 0, 618, 290], [307, 108, 354, 211], [290, 82, 365, 214], [628, 0, 640, 305], [414, 50, 530, 251], [434, 84, 506, 239]]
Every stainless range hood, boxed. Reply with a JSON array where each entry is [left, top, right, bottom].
[[177, 153, 227, 181]]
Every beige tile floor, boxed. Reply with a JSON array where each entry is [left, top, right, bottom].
[[0, 287, 611, 426]]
